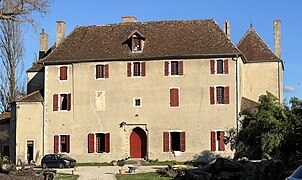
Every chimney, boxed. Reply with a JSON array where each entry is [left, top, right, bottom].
[[274, 20, 281, 58], [39, 29, 48, 59], [56, 21, 66, 47], [224, 21, 231, 39], [122, 16, 137, 23]]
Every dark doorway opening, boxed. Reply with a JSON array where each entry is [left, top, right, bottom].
[[27, 140, 34, 164]]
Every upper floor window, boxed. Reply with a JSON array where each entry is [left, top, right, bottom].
[[165, 60, 184, 76], [133, 98, 142, 107], [210, 59, 228, 74], [59, 66, 68, 80], [211, 131, 225, 151], [169, 88, 179, 107], [53, 93, 71, 111], [127, 62, 146, 77], [132, 36, 142, 51], [210, 86, 230, 105], [96, 64, 109, 79]]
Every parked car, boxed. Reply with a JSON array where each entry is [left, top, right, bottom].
[[41, 154, 77, 169], [286, 165, 302, 180]]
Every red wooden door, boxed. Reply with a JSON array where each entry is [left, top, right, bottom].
[[130, 128, 147, 158]]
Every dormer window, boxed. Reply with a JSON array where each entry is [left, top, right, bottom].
[[132, 36, 142, 51], [123, 30, 145, 53]]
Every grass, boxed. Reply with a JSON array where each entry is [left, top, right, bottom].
[[55, 173, 79, 180], [77, 162, 112, 166], [76, 161, 185, 167], [116, 172, 173, 180]]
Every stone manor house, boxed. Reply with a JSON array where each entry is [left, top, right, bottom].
[[2, 16, 283, 164]]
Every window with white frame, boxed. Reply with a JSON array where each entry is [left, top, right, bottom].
[[133, 98, 142, 107], [211, 131, 225, 151], [54, 135, 70, 153], [164, 60, 184, 76], [88, 132, 110, 153], [209, 86, 230, 105], [127, 62, 146, 77], [210, 59, 229, 74], [53, 93, 71, 111], [163, 131, 186, 152]]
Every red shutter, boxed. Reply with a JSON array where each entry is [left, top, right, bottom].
[[210, 60, 215, 74], [67, 93, 71, 111], [60, 66, 68, 80], [141, 62, 146, 77], [179, 61, 183, 75], [105, 64, 109, 78], [210, 87, 215, 104], [180, 132, 186, 152], [170, 88, 179, 107], [96, 65, 101, 78], [66, 135, 70, 153], [53, 94, 58, 111], [54, 135, 59, 153], [88, 133, 95, 153], [163, 132, 169, 152], [105, 133, 110, 153], [127, 62, 132, 77], [211, 131, 216, 151], [225, 86, 230, 104], [219, 131, 225, 151], [224, 59, 229, 74], [164, 61, 169, 76]]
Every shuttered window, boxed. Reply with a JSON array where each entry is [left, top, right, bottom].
[[53, 94, 58, 111], [96, 64, 109, 79], [59, 66, 68, 80], [165, 60, 184, 76], [209, 86, 230, 105], [211, 131, 225, 151], [163, 131, 185, 152], [210, 59, 229, 74], [88, 133, 110, 153], [53, 93, 72, 111], [127, 62, 146, 77], [54, 135, 70, 153], [170, 88, 179, 107]]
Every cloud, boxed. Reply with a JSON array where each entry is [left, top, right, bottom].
[[284, 85, 296, 93]]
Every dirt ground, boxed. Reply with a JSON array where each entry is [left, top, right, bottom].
[[0, 168, 44, 180]]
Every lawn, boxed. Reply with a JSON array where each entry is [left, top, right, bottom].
[[55, 173, 79, 180], [116, 172, 172, 180]]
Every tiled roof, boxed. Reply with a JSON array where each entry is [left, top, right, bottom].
[[237, 27, 282, 63], [16, 90, 43, 102], [27, 62, 44, 72], [41, 19, 241, 64], [0, 112, 10, 122], [241, 97, 259, 112]]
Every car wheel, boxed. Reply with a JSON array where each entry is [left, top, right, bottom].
[[59, 163, 64, 169], [42, 163, 47, 169]]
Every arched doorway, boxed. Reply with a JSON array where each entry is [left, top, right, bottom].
[[130, 127, 147, 158]]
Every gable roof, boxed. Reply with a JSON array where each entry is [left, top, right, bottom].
[[241, 97, 259, 112], [237, 27, 282, 63], [0, 112, 10, 122], [16, 90, 43, 102], [41, 19, 241, 64]]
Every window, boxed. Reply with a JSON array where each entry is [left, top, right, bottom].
[[96, 64, 109, 79], [164, 60, 183, 76], [163, 131, 185, 152], [210, 59, 228, 74], [54, 135, 70, 153], [88, 133, 110, 153], [211, 131, 225, 151], [53, 93, 71, 111], [127, 62, 146, 77], [59, 66, 68, 80], [169, 88, 179, 107], [133, 98, 142, 107], [132, 37, 142, 51], [210, 86, 230, 105]]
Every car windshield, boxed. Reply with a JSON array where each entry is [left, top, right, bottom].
[[59, 154, 72, 160], [292, 165, 302, 178]]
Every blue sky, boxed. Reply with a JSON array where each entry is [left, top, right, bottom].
[[23, 0, 302, 102]]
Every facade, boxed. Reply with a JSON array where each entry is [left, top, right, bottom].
[[10, 17, 283, 164]]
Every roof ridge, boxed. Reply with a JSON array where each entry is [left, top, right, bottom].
[[16, 90, 41, 102]]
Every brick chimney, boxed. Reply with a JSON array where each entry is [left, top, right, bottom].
[[274, 20, 281, 58], [122, 16, 137, 23], [224, 21, 231, 39], [56, 21, 66, 47], [39, 29, 48, 59]]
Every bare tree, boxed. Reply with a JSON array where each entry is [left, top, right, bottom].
[[0, 19, 24, 112], [0, 0, 50, 22]]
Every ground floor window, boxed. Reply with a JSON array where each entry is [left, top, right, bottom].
[[88, 132, 110, 153], [54, 135, 70, 153], [163, 131, 185, 152], [211, 131, 225, 151]]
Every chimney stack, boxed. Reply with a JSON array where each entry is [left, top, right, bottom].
[[274, 20, 281, 59], [122, 16, 137, 23], [56, 21, 66, 47], [39, 29, 48, 59], [224, 21, 231, 39]]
